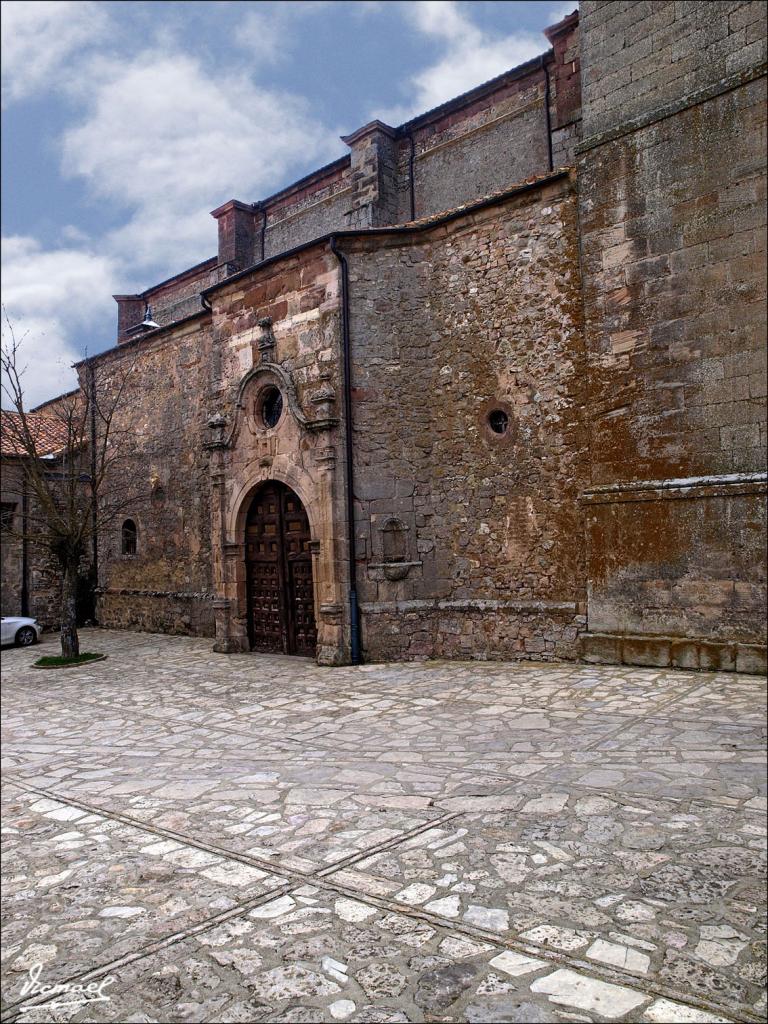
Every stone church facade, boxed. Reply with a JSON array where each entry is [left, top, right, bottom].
[[12, 1, 767, 671]]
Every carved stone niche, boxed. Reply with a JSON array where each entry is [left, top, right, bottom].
[[204, 413, 228, 450], [308, 383, 337, 424], [367, 516, 422, 581], [307, 371, 338, 430]]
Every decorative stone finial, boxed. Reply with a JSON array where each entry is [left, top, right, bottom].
[[257, 317, 276, 361]]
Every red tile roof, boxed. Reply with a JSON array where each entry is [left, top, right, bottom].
[[0, 410, 72, 458]]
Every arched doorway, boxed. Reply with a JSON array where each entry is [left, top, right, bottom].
[[244, 481, 317, 656]]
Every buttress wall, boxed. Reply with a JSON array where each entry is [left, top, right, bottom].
[[577, 0, 767, 671], [345, 174, 588, 662], [92, 318, 217, 636]]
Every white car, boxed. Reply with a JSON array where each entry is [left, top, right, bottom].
[[1, 616, 43, 647]]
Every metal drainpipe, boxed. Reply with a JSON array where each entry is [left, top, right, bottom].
[[408, 133, 417, 221], [542, 54, 554, 173], [20, 477, 29, 616], [329, 235, 361, 665]]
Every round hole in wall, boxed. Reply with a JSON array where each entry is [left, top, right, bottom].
[[261, 387, 283, 429], [488, 409, 509, 435]]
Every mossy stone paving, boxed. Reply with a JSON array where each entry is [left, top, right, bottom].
[[1, 628, 765, 1022]]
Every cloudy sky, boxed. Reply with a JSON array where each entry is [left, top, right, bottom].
[[2, 0, 577, 407]]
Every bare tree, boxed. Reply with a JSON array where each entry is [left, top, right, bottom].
[[1, 314, 144, 658]]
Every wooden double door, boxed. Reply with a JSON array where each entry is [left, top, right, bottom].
[[245, 482, 317, 656]]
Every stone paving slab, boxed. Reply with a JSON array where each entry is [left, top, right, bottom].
[[1, 629, 766, 1023], [518, 749, 767, 807], [3, 752, 450, 875], [326, 793, 766, 1010], [1, 887, 739, 1024], [0, 786, 287, 1004]]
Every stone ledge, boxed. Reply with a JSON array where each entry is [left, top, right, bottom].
[[581, 472, 767, 505], [576, 61, 767, 156], [581, 632, 767, 675], [96, 588, 216, 601], [360, 598, 579, 614]]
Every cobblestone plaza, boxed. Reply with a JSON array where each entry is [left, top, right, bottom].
[[1, 629, 765, 1022]]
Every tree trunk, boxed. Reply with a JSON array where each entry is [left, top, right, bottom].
[[60, 562, 80, 658]]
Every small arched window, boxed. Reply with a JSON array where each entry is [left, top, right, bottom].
[[121, 519, 137, 556], [382, 519, 407, 563]]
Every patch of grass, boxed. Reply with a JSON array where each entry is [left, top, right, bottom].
[[33, 652, 107, 669]]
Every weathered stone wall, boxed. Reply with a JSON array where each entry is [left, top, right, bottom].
[[93, 316, 217, 636], [263, 163, 353, 257], [142, 259, 221, 326], [405, 76, 552, 221], [579, 80, 767, 485], [25, 550, 62, 628], [116, 259, 221, 342], [585, 484, 767, 640], [579, 0, 766, 140], [0, 459, 86, 631], [578, 0, 767, 669], [44, 2, 765, 669], [548, 13, 582, 168], [1, 460, 25, 619], [346, 173, 587, 661]]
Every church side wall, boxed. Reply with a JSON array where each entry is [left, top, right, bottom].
[[263, 169, 354, 259], [346, 175, 588, 662], [403, 76, 552, 222], [578, 0, 767, 672], [94, 318, 217, 636]]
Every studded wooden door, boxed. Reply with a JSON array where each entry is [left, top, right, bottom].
[[245, 482, 317, 656]]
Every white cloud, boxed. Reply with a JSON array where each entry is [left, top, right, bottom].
[[237, 0, 341, 55], [378, 1, 544, 123], [0, 0, 109, 106], [1, 236, 118, 407], [3, 16, 346, 406], [62, 50, 341, 272], [237, 8, 286, 59], [547, 2, 579, 26], [2, 40, 344, 407]]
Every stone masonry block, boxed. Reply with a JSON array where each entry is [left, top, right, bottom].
[[736, 644, 768, 675], [622, 636, 672, 668], [580, 632, 622, 664]]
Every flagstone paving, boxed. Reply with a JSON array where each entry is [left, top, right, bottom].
[[1, 628, 765, 1023]]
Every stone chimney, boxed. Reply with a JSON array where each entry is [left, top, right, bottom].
[[544, 10, 581, 129], [341, 120, 399, 228], [113, 295, 145, 343], [210, 200, 260, 271]]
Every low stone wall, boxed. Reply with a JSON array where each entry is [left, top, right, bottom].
[[581, 631, 767, 675], [360, 601, 586, 662], [97, 590, 216, 637]]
